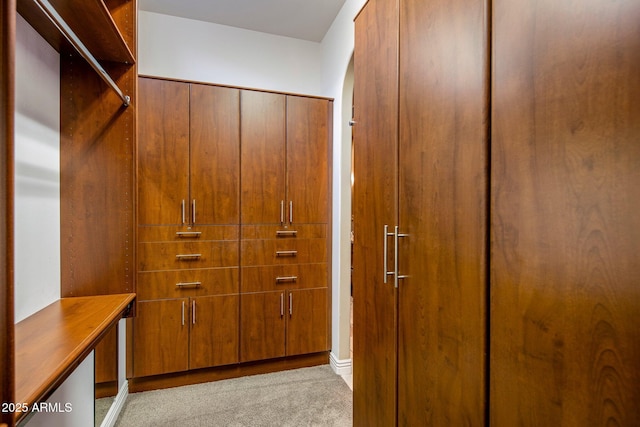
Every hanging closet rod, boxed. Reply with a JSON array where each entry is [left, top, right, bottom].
[[32, 0, 131, 107]]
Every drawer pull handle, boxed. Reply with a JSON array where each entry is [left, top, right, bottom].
[[176, 281, 201, 288], [276, 230, 297, 237], [176, 231, 202, 238], [276, 250, 298, 257], [276, 276, 298, 283], [176, 254, 202, 260]]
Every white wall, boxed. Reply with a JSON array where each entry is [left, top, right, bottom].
[[14, 14, 60, 323], [321, 0, 367, 365], [138, 11, 323, 95]]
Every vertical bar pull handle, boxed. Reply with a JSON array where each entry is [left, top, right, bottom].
[[280, 200, 285, 225], [192, 199, 196, 224], [384, 225, 388, 283], [181, 301, 185, 326], [181, 200, 186, 225], [289, 201, 293, 224], [280, 293, 284, 317], [192, 300, 196, 324], [289, 293, 293, 315], [384, 225, 395, 284], [394, 226, 399, 288]]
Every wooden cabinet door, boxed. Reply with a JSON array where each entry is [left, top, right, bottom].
[[352, 0, 400, 425], [138, 78, 190, 225], [190, 295, 239, 369], [190, 84, 240, 225], [491, 1, 640, 425], [240, 91, 286, 224], [240, 292, 286, 362], [396, 0, 488, 425], [286, 288, 328, 356], [286, 96, 330, 224], [133, 299, 189, 377]]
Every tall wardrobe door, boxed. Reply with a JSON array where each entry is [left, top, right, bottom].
[[397, 0, 488, 425], [352, 0, 399, 425], [240, 91, 286, 224], [491, 1, 640, 425], [190, 85, 240, 225], [286, 96, 330, 224], [138, 78, 190, 225]]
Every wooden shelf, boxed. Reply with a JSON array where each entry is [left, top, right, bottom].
[[14, 294, 135, 423], [17, 0, 135, 63]]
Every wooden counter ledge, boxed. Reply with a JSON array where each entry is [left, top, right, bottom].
[[14, 293, 135, 423]]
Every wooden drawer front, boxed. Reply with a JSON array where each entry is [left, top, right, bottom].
[[241, 263, 327, 293], [241, 224, 326, 240], [139, 225, 239, 243], [138, 241, 239, 271], [137, 268, 239, 300], [240, 238, 326, 266]]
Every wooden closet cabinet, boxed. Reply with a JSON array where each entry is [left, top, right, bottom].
[[355, 0, 640, 426], [240, 288, 327, 362], [240, 224, 329, 362], [133, 295, 239, 377], [135, 77, 241, 378], [240, 91, 332, 365], [241, 91, 330, 225], [353, 0, 488, 425], [138, 77, 240, 226]]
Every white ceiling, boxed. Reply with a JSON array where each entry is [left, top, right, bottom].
[[138, 0, 347, 42]]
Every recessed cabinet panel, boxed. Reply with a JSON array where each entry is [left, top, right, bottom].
[[138, 225, 239, 243], [241, 264, 328, 293], [240, 292, 286, 362], [190, 295, 239, 369], [286, 288, 328, 356], [190, 85, 240, 225], [286, 96, 330, 224], [138, 78, 190, 226], [240, 238, 327, 266], [240, 91, 286, 225], [133, 299, 190, 377], [137, 268, 239, 300], [137, 241, 239, 271]]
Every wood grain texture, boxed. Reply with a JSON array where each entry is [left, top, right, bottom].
[[132, 299, 190, 377], [16, 0, 134, 62], [240, 90, 286, 224], [189, 295, 239, 369], [352, 0, 400, 425], [14, 294, 135, 423], [285, 96, 331, 224], [60, 56, 136, 297], [287, 288, 328, 356], [0, 1, 15, 425], [137, 268, 239, 300], [138, 77, 190, 226], [94, 326, 118, 384], [190, 84, 240, 225], [137, 240, 239, 271], [240, 292, 286, 362], [240, 238, 327, 265], [241, 264, 328, 293], [491, 1, 640, 425], [397, 0, 488, 425]]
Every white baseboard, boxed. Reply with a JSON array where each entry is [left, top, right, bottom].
[[100, 380, 129, 427], [329, 352, 352, 375]]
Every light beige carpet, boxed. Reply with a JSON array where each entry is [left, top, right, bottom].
[[115, 365, 352, 427]]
